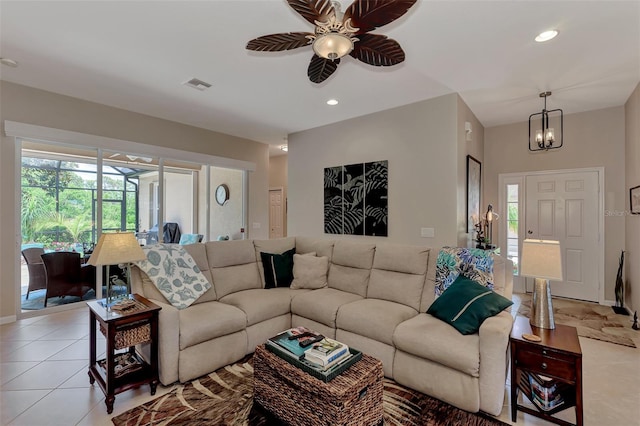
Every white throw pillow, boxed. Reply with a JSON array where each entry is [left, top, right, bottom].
[[291, 254, 329, 289], [135, 244, 211, 309]]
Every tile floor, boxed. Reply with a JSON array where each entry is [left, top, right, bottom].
[[1, 295, 639, 426]]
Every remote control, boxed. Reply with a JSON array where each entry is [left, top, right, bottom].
[[298, 334, 324, 347], [288, 332, 313, 340]]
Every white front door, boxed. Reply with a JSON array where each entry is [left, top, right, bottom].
[[525, 170, 600, 301], [269, 189, 284, 239]]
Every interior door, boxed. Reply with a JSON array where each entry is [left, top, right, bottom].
[[269, 189, 284, 239], [525, 171, 600, 301]]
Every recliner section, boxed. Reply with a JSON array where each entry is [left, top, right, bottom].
[[131, 237, 514, 416]]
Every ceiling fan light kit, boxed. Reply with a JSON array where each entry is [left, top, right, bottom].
[[246, 0, 417, 83]]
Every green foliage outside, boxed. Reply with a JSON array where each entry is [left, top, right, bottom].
[[21, 160, 138, 250]]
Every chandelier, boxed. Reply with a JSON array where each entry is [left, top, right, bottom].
[[528, 91, 563, 151]]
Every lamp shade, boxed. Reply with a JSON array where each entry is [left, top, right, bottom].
[[88, 232, 146, 266], [520, 239, 563, 281]]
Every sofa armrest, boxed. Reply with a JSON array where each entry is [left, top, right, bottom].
[[478, 310, 514, 415], [138, 298, 180, 386]]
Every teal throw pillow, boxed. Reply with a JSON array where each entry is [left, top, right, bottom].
[[179, 234, 201, 245], [260, 248, 295, 289], [427, 275, 513, 335]]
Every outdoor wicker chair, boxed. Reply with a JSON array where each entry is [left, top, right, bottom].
[[41, 252, 96, 307], [21, 247, 47, 300]]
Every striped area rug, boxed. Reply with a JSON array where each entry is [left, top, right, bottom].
[[112, 357, 508, 426]]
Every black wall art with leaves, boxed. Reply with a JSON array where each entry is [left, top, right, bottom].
[[324, 160, 388, 236]]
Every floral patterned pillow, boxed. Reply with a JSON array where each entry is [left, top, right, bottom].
[[435, 247, 494, 296], [135, 244, 211, 309]]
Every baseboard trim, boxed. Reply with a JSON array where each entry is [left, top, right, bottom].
[[0, 315, 17, 325]]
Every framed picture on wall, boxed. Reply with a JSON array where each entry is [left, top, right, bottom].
[[466, 155, 481, 233], [631, 185, 640, 214]]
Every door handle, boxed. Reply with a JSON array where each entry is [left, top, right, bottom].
[[527, 230, 533, 235]]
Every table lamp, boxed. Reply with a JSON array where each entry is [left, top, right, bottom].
[[88, 232, 146, 307], [519, 239, 563, 329]]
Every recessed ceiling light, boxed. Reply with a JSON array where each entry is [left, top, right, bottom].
[[535, 30, 558, 43], [327, 99, 339, 106], [0, 57, 18, 67]]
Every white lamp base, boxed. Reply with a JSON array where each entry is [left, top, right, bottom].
[[530, 278, 555, 329]]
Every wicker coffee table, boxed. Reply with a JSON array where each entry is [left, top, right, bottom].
[[253, 344, 384, 426]]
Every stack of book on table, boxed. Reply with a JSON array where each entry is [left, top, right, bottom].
[[527, 372, 566, 412], [265, 326, 362, 382]]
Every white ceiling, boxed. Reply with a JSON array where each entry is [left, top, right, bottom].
[[1, 1, 639, 157]]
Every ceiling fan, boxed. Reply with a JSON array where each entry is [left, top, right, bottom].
[[246, 0, 417, 84]]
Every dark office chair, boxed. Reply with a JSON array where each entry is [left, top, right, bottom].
[[163, 222, 182, 243], [41, 252, 96, 307], [21, 248, 47, 299]]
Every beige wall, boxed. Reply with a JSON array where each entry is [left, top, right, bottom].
[[139, 171, 195, 235], [0, 81, 269, 321], [269, 154, 288, 237], [457, 96, 485, 247], [288, 94, 461, 248], [625, 83, 640, 312], [210, 167, 244, 240], [485, 107, 626, 303]]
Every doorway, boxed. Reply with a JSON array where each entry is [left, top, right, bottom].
[[499, 168, 604, 303], [269, 188, 284, 239]]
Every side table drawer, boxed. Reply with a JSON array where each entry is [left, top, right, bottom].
[[517, 349, 576, 382]]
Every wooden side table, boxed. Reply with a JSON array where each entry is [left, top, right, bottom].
[[510, 316, 583, 426], [87, 294, 161, 414]]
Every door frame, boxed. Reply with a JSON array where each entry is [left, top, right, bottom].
[[498, 167, 605, 304]]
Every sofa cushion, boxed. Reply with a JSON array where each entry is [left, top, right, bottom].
[[435, 247, 494, 296], [393, 313, 480, 377], [291, 288, 362, 328], [327, 241, 376, 296], [206, 240, 257, 268], [337, 298, 418, 345], [367, 269, 426, 311], [179, 301, 247, 350], [211, 263, 261, 299], [136, 244, 211, 309], [183, 243, 216, 304], [372, 243, 430, 275], [260, 248, 295, 288], [220, 288, 293, 326], [366, 244, 429, 310], [291, 254, 329, 290], [206, 239, 261, 299], [427, 275, 513, 335], [420, 248, 438, 312], [254, 237, 296, 287], [331, 241, 376, 269], [295, 237, 335, 260]]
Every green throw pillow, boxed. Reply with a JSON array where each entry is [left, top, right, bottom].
[[260, 248, 295, 289], [427, 275, 513, 335]]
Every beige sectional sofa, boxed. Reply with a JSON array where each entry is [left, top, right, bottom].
[[131, 236, 513, 416]]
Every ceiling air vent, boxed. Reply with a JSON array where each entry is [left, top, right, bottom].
[[183, 78, 212, 91]]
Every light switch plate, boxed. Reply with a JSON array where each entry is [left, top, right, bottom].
[[421, 227, 435, 238]]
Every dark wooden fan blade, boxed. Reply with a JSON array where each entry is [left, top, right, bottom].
[[307, 55, 340, 84], [344, 0, 417, 34], [350, 34, 405, 66], [287, 0, 335, 25], [246, 32, 314, 51]]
